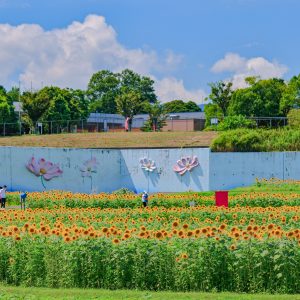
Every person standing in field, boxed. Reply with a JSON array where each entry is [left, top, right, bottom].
[[0, 185, 7, 208], [0, 187, 2, 208], [141, 191, 149, 207], [20, 191, 27, 210]]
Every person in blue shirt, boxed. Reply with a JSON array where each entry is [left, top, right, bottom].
[[141, 191, 149, 207], [20, 192, 27, 210]]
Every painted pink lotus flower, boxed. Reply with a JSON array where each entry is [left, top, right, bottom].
[[26, 157, 63, 189], [140, 157, 156, 172], [80, 157, 98, 177], [173, 156, 199, 176]]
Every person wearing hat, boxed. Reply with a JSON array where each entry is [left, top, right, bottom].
[[141, 191, 149, 207]]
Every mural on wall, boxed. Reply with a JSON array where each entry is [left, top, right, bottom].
[[140, 157, 157, 193], [80, 157, 98, 177], [26, 157, 63, 189], [140, 157, 156, 172], [173, 156, 199, 176]]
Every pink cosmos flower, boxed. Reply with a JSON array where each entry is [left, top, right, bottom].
[[80, 157, 98, 177], [26, 157, 63, 180], [173, 156, 199, 176]]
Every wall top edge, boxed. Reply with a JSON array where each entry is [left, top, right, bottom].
[[0, 146, 211, 150]]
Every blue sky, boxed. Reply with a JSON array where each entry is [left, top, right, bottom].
[[0, 0, 299, 103]]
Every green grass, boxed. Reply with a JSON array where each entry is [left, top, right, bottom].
[[170, 181, 300, 196], [0, 285, 299, 300], [0, 132, 217, 148]]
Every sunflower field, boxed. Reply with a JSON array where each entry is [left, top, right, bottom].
[[1, 185, 300, 293]]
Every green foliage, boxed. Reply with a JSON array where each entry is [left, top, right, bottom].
[[119, 69, 157, 104], [68, 89, 89, 120], [204, 103, 223, 127], [116, 90, 144, 130], [21, 87, 88, 127], [112, 188, 135, 195], [211, 128, 300, 152], [21, 91, 46, 124], [163, 100, 201, 113], [87, 69, 157, 114], [0, 90, 17, 123], [229, 78, 285, 117], [280, 74, 300, 115], [24, 190, 300, 209], [43, 94, 71, 122], [0, 237, 299, 293], [0, 86, 6, 97], [87, 70, 119, 113], [142, 102, 167, 131], [6, 87, 20, 104], [208, 81, 233, 116], [216, 115, 256, 131], [287, 109, 300, 128]]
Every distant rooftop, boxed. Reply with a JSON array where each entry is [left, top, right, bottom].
[[88, 111, 206, 123]]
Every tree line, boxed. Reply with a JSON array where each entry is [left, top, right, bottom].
[[205, 75, 300, 127], [0, 69, 200, 132], [1, 70, 300, 132]]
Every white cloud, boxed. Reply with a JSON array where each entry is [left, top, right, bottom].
[[0, 14, 209, 103], [0, 15, 184, 90], [211, 52, 288, 88], [155, 77, 206, 104], [211, 53, 246, 73]]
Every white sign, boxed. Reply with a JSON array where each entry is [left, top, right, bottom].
[[210, 118, 218, 125]]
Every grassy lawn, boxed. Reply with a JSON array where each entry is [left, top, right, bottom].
[[0, 132, 217, 148], [0, 285, 299, 300]]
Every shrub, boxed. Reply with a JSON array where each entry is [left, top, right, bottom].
[[287, 108, 300, 128], [211, 128, 300, 152], [112, 188, 135, 195], [217, 115, 256, 131]]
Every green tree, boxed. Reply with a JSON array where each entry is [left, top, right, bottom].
[[60, 88, 88, 120], [280, 74, 300, 115], [208, 81, 233, 116], [163, 100, 201, 113], [185, 101, 202, 112], [0, 90, 17, 127], [87, 70, 119, 113], [7, 87, 20, 104], [21, 87, 59, 124], [119, 69, 157, 104], [21, 86, 88, 126], [0, 86, 6, 97], [43, 94, 71, 121], [42, 94, 72, 133], [229, 78, 285, 117], [87, 69, 157, 114], [116, 90, 144, 131], [287, 108, 300, 128], [143, 101, 167, 131], [204, 103, 223, 127], [0, 95, 15, 123]]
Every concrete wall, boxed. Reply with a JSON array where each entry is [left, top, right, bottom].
[[0, 147, 209, 193], [209, 152, 300, 190], [0, 146, 299, 193]]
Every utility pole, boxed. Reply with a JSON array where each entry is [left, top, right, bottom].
[[18, 81, 21, 135]]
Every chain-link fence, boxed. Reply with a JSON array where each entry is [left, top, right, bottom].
[[0, 116, 293, 136], [0, 118, 136, 136], [210, 116, 289, 129]]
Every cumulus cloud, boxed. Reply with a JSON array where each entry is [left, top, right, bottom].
[[211, 53, 288, 88], [155, 77, 206, 104], [0, 14, 185, 90]]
